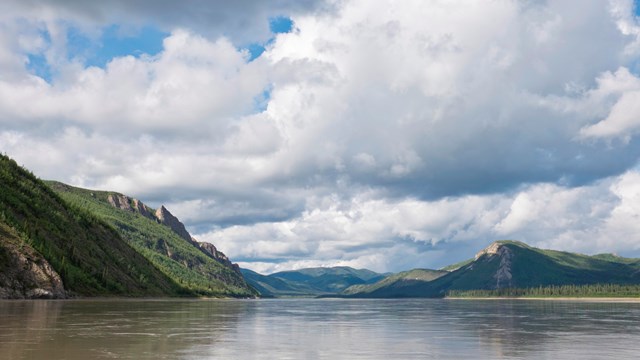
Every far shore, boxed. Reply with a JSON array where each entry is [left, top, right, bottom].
[[446, 296, 640, 303]]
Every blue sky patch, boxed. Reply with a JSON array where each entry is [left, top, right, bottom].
[[269, 16, 294, 34], [67, 24, 168, 68], [245, 43, 267, 61], [253, 84, 273, 112], [26, 53, 52, 82], [242, 16, 293, 62]]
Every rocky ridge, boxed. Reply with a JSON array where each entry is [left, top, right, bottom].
[[105, 193, 242, 274]]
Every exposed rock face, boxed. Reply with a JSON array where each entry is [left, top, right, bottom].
[[475, 242, 514, 289], [106, 195, 195, 244], [107, 194, 133, 212], [104, 194, 248, 285], [198, 241, 242, 275], [0, 225, 66, 299], [155, 206, 193, 243], [132, 199, 154, 220], [107, 194, 158, 221]]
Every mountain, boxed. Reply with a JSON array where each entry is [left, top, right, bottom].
[[345, 240, 640, 298], [341, 268, 448, 296], [242, 266, 387, 297], [0, 154, 182, 298], [48, 181, 257, 298], [240, 269, 315, 297], [270, 266, 386, 293]]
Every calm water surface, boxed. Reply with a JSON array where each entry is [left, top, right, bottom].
[[1, 298, 639, 359]]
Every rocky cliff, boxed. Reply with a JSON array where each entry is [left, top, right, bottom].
[[60, 185, 257, 297], [474, 241, 515, 288], [155, 205, 194, 243], [0, 224, 66, 299], [197, 241, 241, 275], [0, 155, 181, 298], [105, 194, 243, 274], [106, 194, 195, 244]]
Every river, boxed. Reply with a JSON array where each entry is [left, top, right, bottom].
[[1, 298, 639, 359]]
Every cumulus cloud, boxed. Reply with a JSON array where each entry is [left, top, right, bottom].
[[201, 171, 640, 273], [0, 29, 268, 136], [0, 0, 328, 44], [1, 0, 640, 271]]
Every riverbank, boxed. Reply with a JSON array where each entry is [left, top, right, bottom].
[[446, 296, 640, 302]]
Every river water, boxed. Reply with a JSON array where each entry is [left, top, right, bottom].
[[1, 298, 639, 359]]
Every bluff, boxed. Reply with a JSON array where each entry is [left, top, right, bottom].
[[48, 181, 256, 297], [0, 154, 181, 298]]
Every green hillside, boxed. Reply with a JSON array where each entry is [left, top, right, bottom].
[[346, 240, 640, 298], [0, 154, 182, 297], [48, 181, 257, 298], [269, 266, 386, 294], [241, 266, 387, 297], [341, 268, 447, 296], [240, 268, 317, 297]]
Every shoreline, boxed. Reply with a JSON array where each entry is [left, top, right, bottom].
[[446, 296, 640, 302]]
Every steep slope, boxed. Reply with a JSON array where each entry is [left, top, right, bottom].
[[0, 154, 182, 298], [48, 181, 257, 298], [347, 240, 640, 298], [0, 223, 65, 299]]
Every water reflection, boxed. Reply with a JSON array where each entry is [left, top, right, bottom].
[[1, 299, 639, 359], [0, 299, 248, 359]]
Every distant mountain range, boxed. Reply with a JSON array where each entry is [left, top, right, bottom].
[[241, 266, 386, 297], [3, 153, 640, 299], [244, 241, 640, 298], [341, 240, 640, 298]]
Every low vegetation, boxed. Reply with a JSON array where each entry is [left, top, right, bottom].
[[448, 284, 640, 298]]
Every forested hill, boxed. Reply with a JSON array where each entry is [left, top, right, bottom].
[[0, 154, 182, 298], [344, 241, 640, 298], [0, 154, 257, 299], [49, 181, 257, 298]]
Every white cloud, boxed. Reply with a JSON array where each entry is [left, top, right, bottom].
[[0, 29, 268, 136], [580, 90, 640, 141], [2, 0, 640, 272], [202, 170, 640, 273]]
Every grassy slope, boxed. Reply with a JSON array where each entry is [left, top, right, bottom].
[[0, 154, 182, 296], [348, 241, 640, 298], [48, 181, 257, 298]]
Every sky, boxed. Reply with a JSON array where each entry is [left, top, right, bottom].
[[1, 0, 640, 274]]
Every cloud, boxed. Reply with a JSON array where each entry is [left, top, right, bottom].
[[0, 29, 268, 137], [201, 170, 640, 273], [0, 0, 328, 44], [2, 0, 640, 272]]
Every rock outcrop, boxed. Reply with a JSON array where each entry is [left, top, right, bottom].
[[103, 193, 248, 290], [106, 194, 194, 244], [475, 241, 514, 289], [198, 241, 241, 275], [155, 206, 193, 243], [107, 194, 133, 212], [107, 194, 158, 221], [0, 224, 66, 299], [132, 199, 154, 219]]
